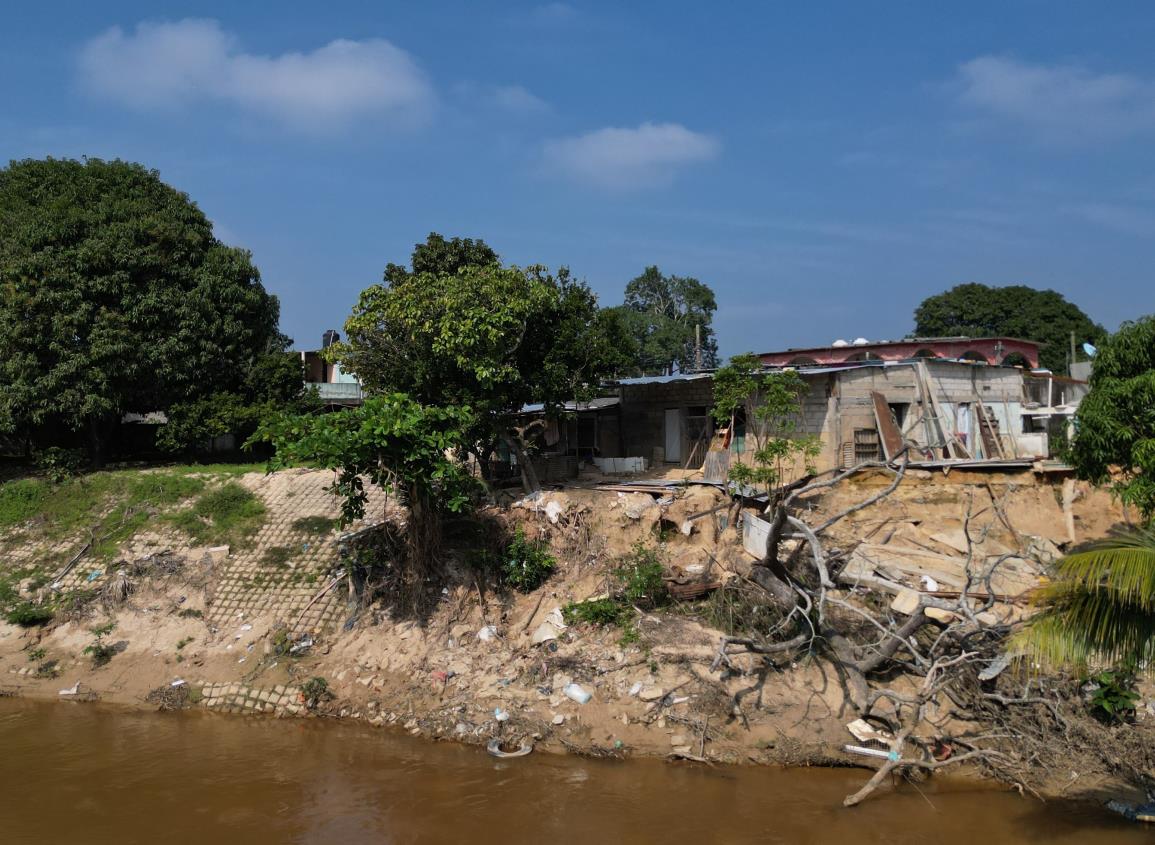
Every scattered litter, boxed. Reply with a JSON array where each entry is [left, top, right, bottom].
[[628, 681, 644, 697], [846, 718, 894, 745], [544, 500, 564, 524], [544, 608, 567, 629], [531, 622, 561, 645], [289, 637, 314, 654], [920, 575, 940, 592], [1107, 800, 1155, 824], [85, 570, 103, 583], [552, 714, 565, 725], [58, 682, 80, 696], [240, 624, 253, 632], [477, 625, 498, 642], [844, 744, 899, 761], [563, 683, 592, 704], [170, 679, 187, 687], [494, 707, 510, 722], [978, 653, 1013, 681], [487, 738, 532, 758]]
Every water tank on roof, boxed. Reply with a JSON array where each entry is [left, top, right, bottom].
[[832, 339, 849, 347], [852, 337, 869, 346], [322, 329, 340, 348]]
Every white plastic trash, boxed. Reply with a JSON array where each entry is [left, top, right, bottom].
[[494, 707, 510, 722], [477, 625, 498, 642], [563, 683, 591, 704]]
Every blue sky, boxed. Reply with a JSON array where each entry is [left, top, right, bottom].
[[4, 2, 1154, 357]]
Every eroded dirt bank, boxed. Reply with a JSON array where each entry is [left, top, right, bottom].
[[1, 466, 1152, 807]]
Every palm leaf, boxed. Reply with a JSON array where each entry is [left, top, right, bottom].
[[1018, 527, 1155, 672], [1048, 525, 1155, 611]]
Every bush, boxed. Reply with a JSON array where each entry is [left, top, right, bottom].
[[34, 447, 86, 483], [301, 676, 334, 709], [1087, 669, 1140, 723], [499, 528, 556, 593], [5, 601, 53, 627], [83, 621, 116, 667], [613, 543, 668, 608], [563, 597, 632, 627]]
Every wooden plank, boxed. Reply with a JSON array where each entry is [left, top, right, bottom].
[[871, 391, 904, 460]]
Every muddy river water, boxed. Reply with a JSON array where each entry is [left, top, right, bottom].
[[0, 697, 1146, 845]]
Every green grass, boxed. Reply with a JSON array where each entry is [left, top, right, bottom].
[[167, 482, 266, 546], [291, 516, 336, 535], [261, 546, 293, 568], [0, 480, 49, 528]]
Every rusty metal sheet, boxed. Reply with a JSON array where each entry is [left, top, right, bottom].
[[871, 392, 904, 460]]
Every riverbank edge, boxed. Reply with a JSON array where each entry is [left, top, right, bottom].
[[4, 678, 1137, 813]]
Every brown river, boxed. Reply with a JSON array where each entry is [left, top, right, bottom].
[[0, 698, 1146, 845]]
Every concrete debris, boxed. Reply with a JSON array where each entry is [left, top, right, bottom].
[[638, 686, 665, 702]]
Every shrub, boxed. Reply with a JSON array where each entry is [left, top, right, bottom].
[[500, 528, 556, 593], [613, 543, 668, 608], [301, 676, 334, 709], [1087, 669, 1140, 724], [5, 601, 53, 627], [83, 622, 116, 667], [563, 597, 632, 627], [33, 447, 86, 483]]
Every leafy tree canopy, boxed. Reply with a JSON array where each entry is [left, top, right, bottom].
[[255, 394, 476, 579], [0, 157, 291, 459], [616, 265, 718, 375], [711, 353, 821, 494], [912, 283, 1104, 372], [1068, 315, 1155, 518], [335, 234, 627, 461], [384, 232, 499, 286]]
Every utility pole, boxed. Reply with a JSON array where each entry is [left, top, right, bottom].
[[694, 323, 702, 372], [1069, 330, 1077, 376]]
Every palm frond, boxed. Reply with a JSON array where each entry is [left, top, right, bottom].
[[1019, 526, 1155, 672], [1049, 526, 1155, 611]]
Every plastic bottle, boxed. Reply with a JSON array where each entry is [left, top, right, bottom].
[[563, 683, 591, 704]]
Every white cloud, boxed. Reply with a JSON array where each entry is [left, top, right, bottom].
[[492, 85, 549, 113], [78, 19, 434, 132], [543, 122, 719, 189], [953, 55, 1155, 142]]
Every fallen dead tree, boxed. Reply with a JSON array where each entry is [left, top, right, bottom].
[[709, 452, 1124, 806]]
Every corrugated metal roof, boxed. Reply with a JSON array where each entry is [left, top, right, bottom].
[[520, 397, 621, 414], [615, 372, 715, 385]]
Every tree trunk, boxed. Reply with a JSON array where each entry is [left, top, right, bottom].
[[88, 415, 105, 468], [502, 432, 541, 494]]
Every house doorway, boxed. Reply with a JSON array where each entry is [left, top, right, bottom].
[[664, 408, 682, 462]]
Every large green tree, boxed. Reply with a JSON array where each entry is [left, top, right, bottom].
[[614, 265, 718, 375], [1020, 316, 1155, 674], [0, 157, 294, 461], [257, 394, 475, 582], [333, 234, 627, 489], [912, 283, 1104, 372], [1068, 315, 1155, 518]]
